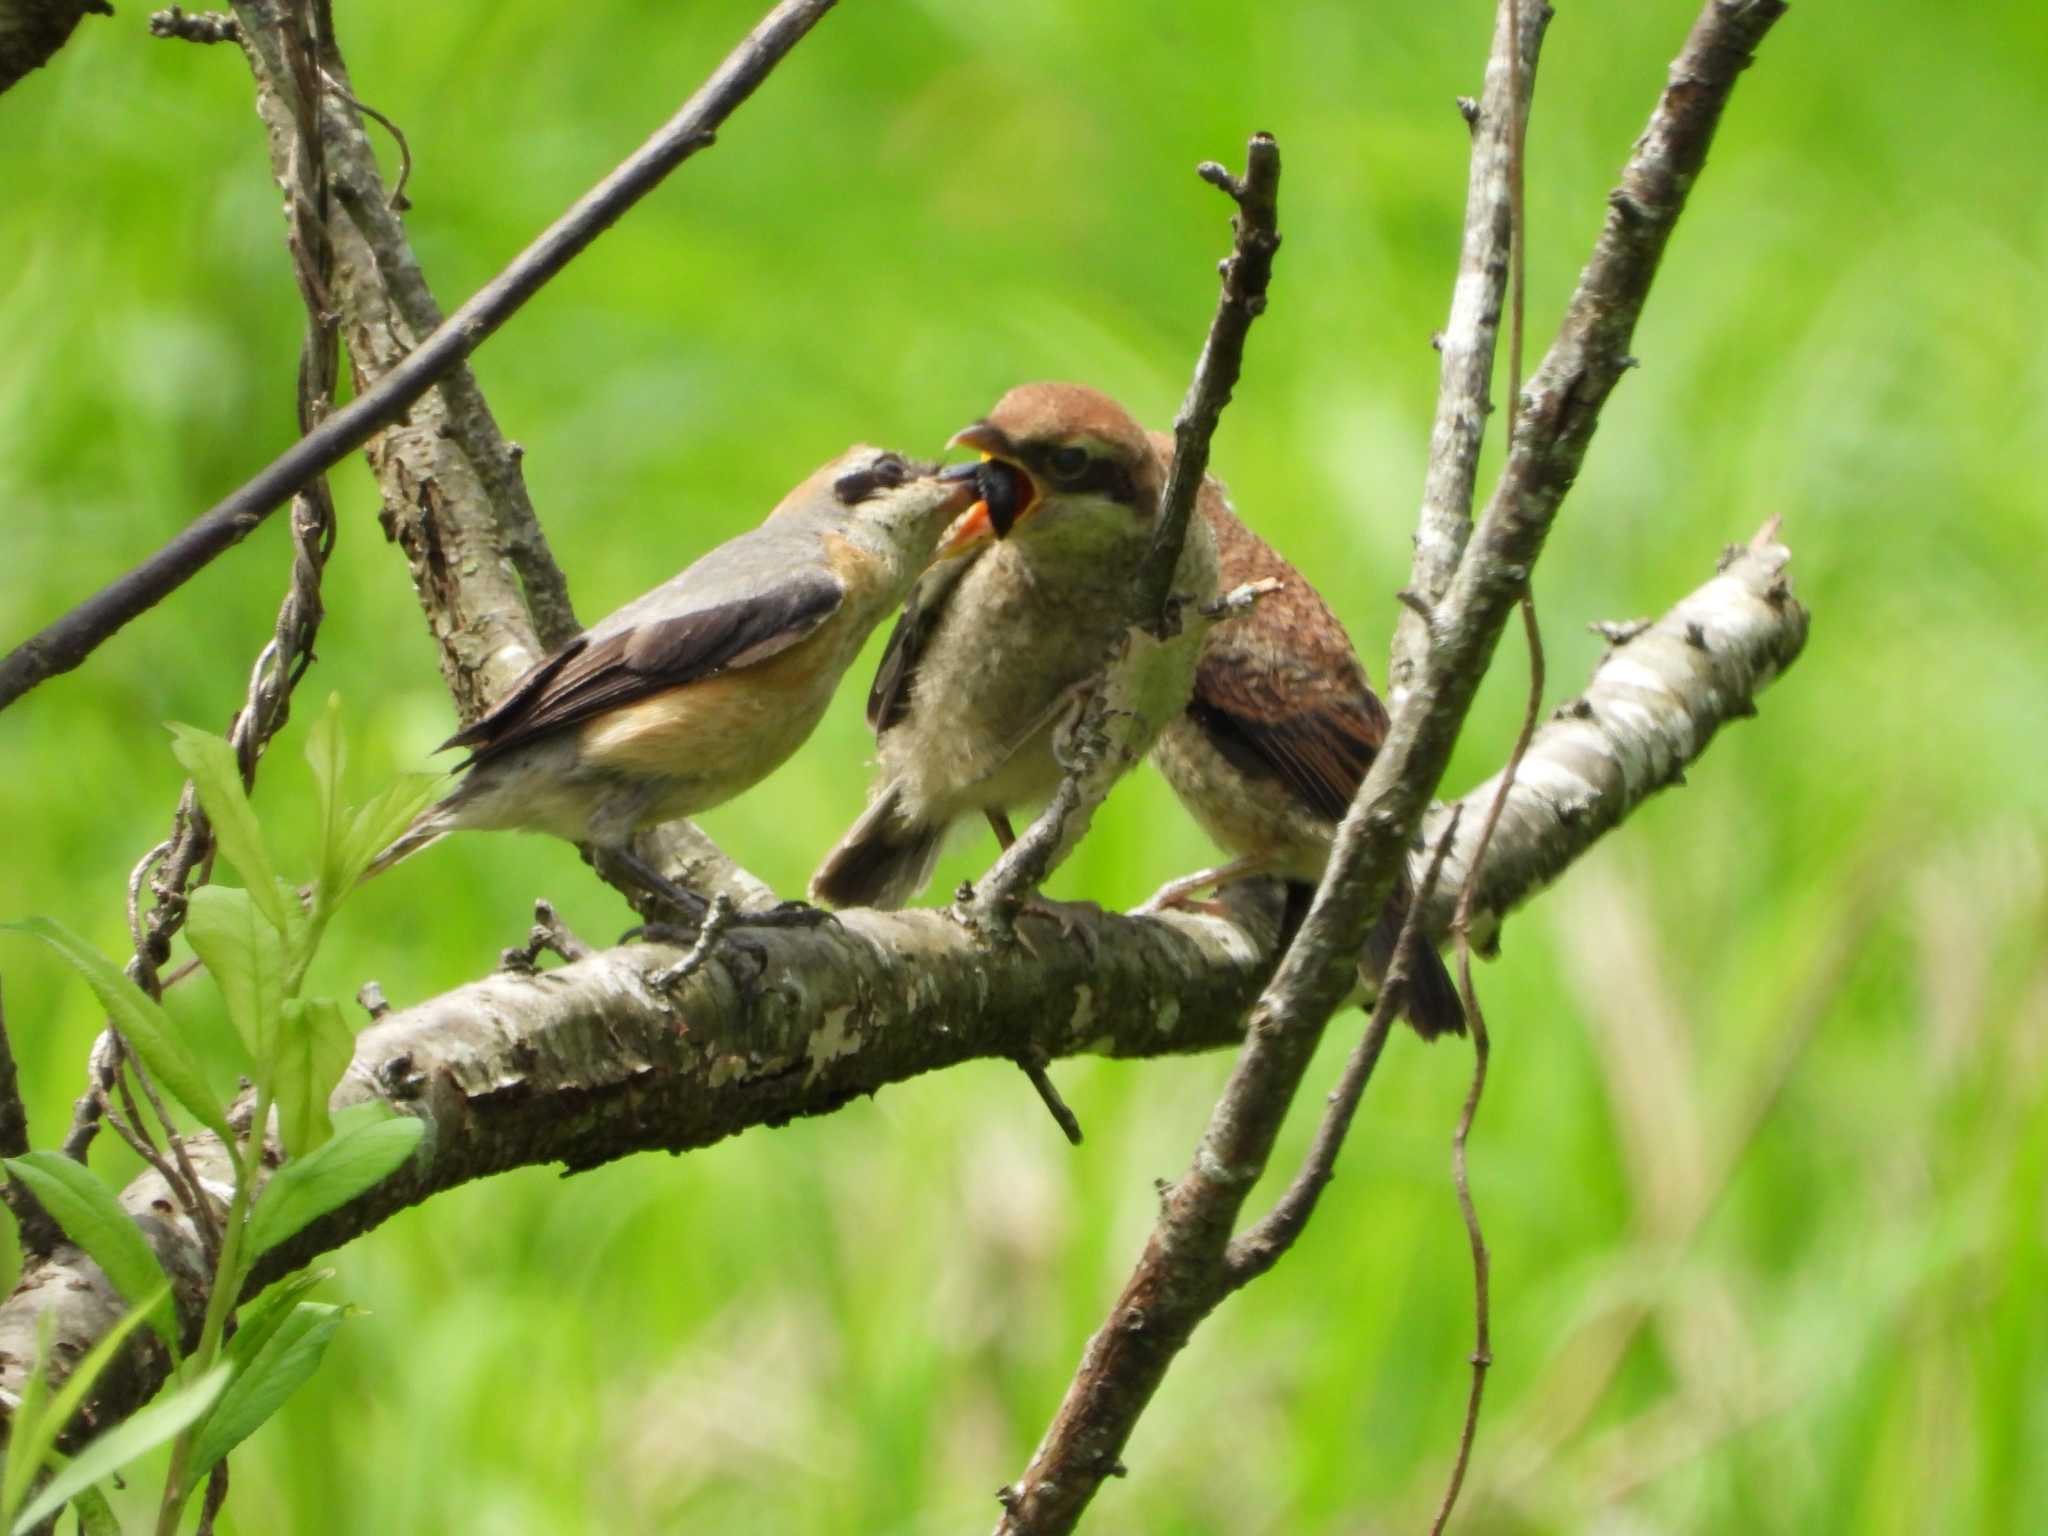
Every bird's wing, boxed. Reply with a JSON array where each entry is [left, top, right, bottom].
[[867, 551, 977, 734], [443, 570, 845, 767], [1183, 643, 1389, 824]]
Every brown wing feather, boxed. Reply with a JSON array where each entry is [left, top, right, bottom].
[[445, 574, 843, 768], [1186, 645, 1388, 823]]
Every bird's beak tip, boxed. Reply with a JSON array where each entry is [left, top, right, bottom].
[[948, 422, 1005, 456]]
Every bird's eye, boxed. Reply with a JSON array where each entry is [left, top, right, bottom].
[[1048, 445, 1091, 483]]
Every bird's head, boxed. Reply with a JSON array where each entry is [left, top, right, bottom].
[[936, 382, 1161, 559], [815, 447, 981, 576]]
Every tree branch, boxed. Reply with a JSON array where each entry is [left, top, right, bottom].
[[0, 530, 1806, 1439], [973, 136, 1282, 923], [229, 0, 770, 910], [0, 0, 839, 718], [1390, 0, 1552, 710], [0, 0, 111, 98], [991, 4, 1789, 1529]]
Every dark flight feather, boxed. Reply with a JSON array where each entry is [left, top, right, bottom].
[[1184, 648, 1390, 823], [444, 574, 844, 768]]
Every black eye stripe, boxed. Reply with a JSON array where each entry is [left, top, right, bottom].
[[1025, 446, 1138, 506]]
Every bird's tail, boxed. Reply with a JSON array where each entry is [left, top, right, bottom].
[[810, 783, 945, 910], [357, 808, 451, 886], [1363, 877, 1466, 1041]]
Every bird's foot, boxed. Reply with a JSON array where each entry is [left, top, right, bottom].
[[1135, 888, 1232, 919], [732, 898, 841, 932], [1015, 896, 1105, 963], [624, 906, 770, 993]]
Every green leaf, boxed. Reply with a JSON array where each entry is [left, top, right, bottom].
[[67, 1484, 120, 1536], [226, 1269, 334, 1375], [4, 1285, 171, 1527], [245, 1115, 423, 1262], [11, 1364, 230, 1536], [271, 998, 355, 1158], [306, 694, 348, 902], [188, 1302, 350, 1478], [167, 724, 288, 935], [2, 1154, 178, 1355], [0, 918, 230, 1142], [337, 773, 444, 888], [183, 885, 287, 1064]]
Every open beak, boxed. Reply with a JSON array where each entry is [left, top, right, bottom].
[[937, 422, 1040, 557]]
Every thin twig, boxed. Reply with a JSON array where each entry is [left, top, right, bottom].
[[1134, 133, 1283, 629], [1222, 806, 1466, 1285], [0, 0, 840, 715], [972, 140, 1282, 923], [1016, 1051, 1085, 1147], [1390, 0, 1551, 708], [0, 980, 66, 1256], [1431, 592, 1544, 1535], [1428, 11, 1536, 1515], [195, 1458, 230, 1535], [318, 67, 412, 209]]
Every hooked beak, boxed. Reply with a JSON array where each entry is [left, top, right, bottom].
[[936, 421, 1040, 557]]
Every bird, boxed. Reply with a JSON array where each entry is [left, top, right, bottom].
[[810, 382, 1220, 910], [1146, 461, 1464, 1039], [363, 446, 980, 918]]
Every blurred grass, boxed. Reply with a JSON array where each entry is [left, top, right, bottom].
[[3, 1, 2045, 1531]]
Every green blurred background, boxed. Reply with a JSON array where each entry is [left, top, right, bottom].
[[4, 0, 2045, 1530]]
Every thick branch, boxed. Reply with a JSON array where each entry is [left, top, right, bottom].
[[0, 531, 1804, 1450], [232, 0, 768, 909], [0, 0, 839, 717], [1389, 0, 1552, 709]]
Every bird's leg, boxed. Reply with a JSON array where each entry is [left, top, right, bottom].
[[986, 809, 1018, 850], [1136, 855, 1271, 916], [599, 844, 713, 931]]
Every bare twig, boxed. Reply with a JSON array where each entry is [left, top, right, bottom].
[[195, 1460, 230, 1536], [500, 899, 595, 974], [0, 980, 66, 1256], [1134, 133, 1283, 629], [1390, 0, 1551, 709], [993, 5, 1788, 1529], [1016, 1050, 1085, 1147], [972, 139, 1282, 923], [1429, 5, 1537, 1517], [1222, 806, 1465, 1285], [1431, 591, 1545, 1534], [149, 7, 240, 44], [0, 0, 840, 715]]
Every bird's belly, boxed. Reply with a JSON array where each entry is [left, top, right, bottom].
[[577, 650, 834, 813], [1152, 717, 1333, 880]]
